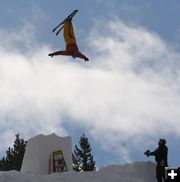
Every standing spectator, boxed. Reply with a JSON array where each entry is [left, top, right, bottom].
[[144, 139, 168, 182]]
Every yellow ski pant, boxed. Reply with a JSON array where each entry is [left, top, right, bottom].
[[64, 21, 76, 45]]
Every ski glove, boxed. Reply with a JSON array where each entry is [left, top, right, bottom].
[[144, 150, 150, 157]]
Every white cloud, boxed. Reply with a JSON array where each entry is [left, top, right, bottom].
[[0, 19, 180, 162]]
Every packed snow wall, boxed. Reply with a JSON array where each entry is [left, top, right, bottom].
[[21, 133, 72, 174]]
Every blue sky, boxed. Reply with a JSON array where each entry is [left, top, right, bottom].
[[0, 0, 180, 169]]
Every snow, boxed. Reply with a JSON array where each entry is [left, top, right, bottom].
[[10, 134, 157, 181], [21, 133, 72, 174], [0, 161, 156, 182]]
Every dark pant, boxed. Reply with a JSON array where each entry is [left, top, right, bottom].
[[156, 165, 165, 182]]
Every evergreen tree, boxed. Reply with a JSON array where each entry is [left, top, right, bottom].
[[73, 134, 96, 171], [72, 153, 81, 171], [0, 134, 27, 171], [0, 157, 6, 171]]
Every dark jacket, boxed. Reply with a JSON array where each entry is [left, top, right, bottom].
[[149, 145, 168, 166]]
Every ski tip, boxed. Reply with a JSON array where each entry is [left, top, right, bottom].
[[74, 9, 78, 13]]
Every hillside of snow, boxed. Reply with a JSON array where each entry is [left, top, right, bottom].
[[0, 161, 156, 182]]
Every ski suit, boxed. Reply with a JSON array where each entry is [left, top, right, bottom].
[[49, 21, 88, 61]]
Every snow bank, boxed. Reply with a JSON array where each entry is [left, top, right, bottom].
[[0, 161, 156, 182]]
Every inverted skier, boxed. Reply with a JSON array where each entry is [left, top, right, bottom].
[[48, 17, 89, 62]]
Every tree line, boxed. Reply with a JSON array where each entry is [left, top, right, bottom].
[[0, 133, 96, 172]]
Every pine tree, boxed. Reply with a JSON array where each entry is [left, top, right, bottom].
[[0, 134, 27, 171], [73, 134, 96, 171], [0, 157, 6, 171], [72, 153, 81, 171], [13, 133, 27, 170]]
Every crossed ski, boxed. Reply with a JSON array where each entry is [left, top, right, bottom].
[[52, 9, 78, 36]]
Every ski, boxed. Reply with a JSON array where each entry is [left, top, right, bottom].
[[52, 9, 78, 33], [55, 26, 64, 36]]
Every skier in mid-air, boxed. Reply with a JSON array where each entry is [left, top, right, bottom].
[[144, 138, 168, 182], [48, 10, 89, 62]]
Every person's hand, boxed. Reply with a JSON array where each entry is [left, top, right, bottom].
[[144, 150, 150, 157], [84, 57, 89, 62], [48, 53, 54, 57]]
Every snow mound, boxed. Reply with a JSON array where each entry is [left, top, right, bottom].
[[21, 133, 72, 174], [0, 161, 156, 182]]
